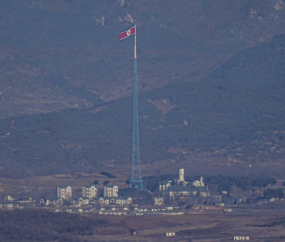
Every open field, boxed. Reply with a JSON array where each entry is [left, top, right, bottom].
[[1, 207, 285, 241], [83, 210, 285, 241]]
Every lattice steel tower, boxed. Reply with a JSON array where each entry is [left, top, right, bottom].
[[129, 25, 143, 189]]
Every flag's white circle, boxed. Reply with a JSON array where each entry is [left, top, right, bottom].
[[127, 30, 131, 36]]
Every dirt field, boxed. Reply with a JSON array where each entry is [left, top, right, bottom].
[[77, 210, 285, 241]]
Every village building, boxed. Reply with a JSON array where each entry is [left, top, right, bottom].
[[163, 170, 210, 198], [0, 201, 20, 210], [166, 232, 175, 237], [104, 184, 118, 197], [98, 210, 127, 215], [159, 180, 172, 193], [72, 197, 90, 206], [192, 176, 205, 187], [154, 197, 164, 205], [18, 197, 34, 204], [109, 196, 132, 205], [57, 186, 72, 200], [168, 186, 191, 198], [82, 185, 97, 198], [98, 197, 110, 205], [89, 198, 97, 205], [5, 195, 15, 202], [192, 186, 210, 197], [90, 196, 132, 206], [40, 197, 63, 206], [233, 236, 250, 241]]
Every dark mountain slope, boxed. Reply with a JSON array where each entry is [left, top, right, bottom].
[[142, 34, 285, 172], [145, 34, 285, 146], [0, 34, 285, 178], [0, 49, 104, 119], [1, 0, 285, 119]]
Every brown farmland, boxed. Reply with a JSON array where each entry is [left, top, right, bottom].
[[81, 210, 285, 241]]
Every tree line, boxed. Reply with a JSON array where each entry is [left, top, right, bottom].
[[142, 174, 277, 193]]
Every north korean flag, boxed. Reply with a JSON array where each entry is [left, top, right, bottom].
[[118, 25, 136, 41]]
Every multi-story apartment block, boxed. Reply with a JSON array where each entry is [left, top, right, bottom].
[[82, 185, 98, 198], [57, 185, 72, 200], [104, 184, 118, 197]]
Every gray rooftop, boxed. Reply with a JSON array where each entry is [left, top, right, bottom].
[[168, 186, 191, 192]]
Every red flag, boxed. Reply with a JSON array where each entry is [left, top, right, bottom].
[[118, 25, 136, 41]]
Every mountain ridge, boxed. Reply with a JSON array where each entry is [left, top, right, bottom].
[[1, 0, 285, 118]]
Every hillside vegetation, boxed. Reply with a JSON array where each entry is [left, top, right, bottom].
[[1, 0, 285, 118], [0, 34, 285, 177]]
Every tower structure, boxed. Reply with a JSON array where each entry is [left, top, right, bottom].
[[129, 25, 143, 189], [178, 168, 185, 182], [119, 24, 143, 190]]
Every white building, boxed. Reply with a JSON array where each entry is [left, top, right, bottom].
[[104, 184, 118, 197], [154, 197, 164, 205], [40, 197, 63, 206], [177, 168, 185, 183], [159, 180, 171, 192], [109, 196, 132, 205], [0, 201, 20, 209], [98, 197, 110, 205], [5, 195, 14, 201], [192, 176, 205, 187], [166, 232, 175, 237], [233, 236, 250, 241], [82, 185, 97, 198], [57, 185, 72, 200], [73, 197, 90, 206], [168, 186, 191, 198], [176, 168, 188, 186]]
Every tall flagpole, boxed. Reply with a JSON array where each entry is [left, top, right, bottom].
[[129, 24, 143, 189], [134, 24, 137, 59]]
